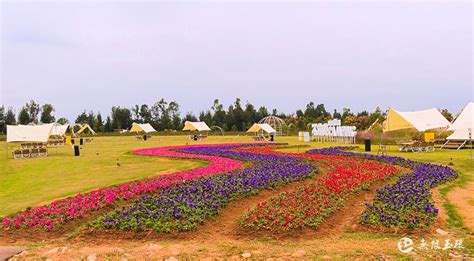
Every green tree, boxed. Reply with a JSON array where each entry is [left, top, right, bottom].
[[40, 104, 55, 123], [25, 100, 40, 124], [0, 106, 5, 133], [5, 107, 16, 125], [95, 113, 104, 132], [18, 107, 30, 124], [75, 111, 88, 124], [139, 104, 152, 124], [104, 116, 112, 132], [56, 117, 69, 124], [183, 112, 198, 123], [168, 101, 181, 130], [440, 109, 453, 122], [211, 99, 225, 127], [111, 106, 132, 130]]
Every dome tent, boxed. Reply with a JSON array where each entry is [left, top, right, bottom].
[[258, 116, 286, 136]]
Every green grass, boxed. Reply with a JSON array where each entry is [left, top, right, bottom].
[[0, 136, 209, 216]]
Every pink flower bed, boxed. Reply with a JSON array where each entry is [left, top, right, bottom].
[[2, 144, 244, 230]]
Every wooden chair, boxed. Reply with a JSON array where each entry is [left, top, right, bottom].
[[30, 148, 40, 157], [21, 149, 31, 158], [39, 148, 48, 157], [12, 150, 22, 159]]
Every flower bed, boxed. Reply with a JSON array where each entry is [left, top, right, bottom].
[[91, 144, 317, 232], [2, 144, 245, 230], [306, 147, 458, 228], [239, 147, 401, 231]]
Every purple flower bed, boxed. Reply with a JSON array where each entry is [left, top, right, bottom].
[[91, 144, 316, 232], [306, 147, 458, 228]]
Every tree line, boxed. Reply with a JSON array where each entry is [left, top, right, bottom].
[[0, 98, 454, 134]]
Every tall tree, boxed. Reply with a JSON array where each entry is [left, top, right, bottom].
[[168, 101, 181, 130], [25, 100, 40, 124], [139, 104, 152, 124], [87, 111, 96, 128], [40, 104, 55, 123], [5, 107, 16, 125], [211, 99, 225, 127], [111, 106, 132, 130], [18, 107, 30, 125], [95, 113, 104, 132], [0, 106, 5, 133], [75, 111, 88, 124], [104, 116, 112, 132]]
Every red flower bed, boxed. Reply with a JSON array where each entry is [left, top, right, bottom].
[[239, 147, 402, 230]]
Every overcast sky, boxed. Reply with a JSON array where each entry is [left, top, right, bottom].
[[1, 1, 472, 121]]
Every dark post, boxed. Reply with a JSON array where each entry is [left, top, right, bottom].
[[365, 139, 371, 152], [74, 145, 80, 156]]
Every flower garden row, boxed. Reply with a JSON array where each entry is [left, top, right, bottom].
[[305, 147, 458, 228], [90, 144, 317, 232], [3, 143, 458, 232], [238, 147, 402, 230], [2, 144, 249, 230]]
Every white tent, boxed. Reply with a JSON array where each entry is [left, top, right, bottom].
[[383, 108, 450, 132], [447, 129, 473, 141], [247, 123, 276, 134], [182, 121, 211, 131], [447, 102, 473, 141], [130, 123, 157, 133], [50, 124, 69, 136], [7, 124, 55, 143]]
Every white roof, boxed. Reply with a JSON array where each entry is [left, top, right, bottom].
[[50, 124, 69, 136], [447, 129, 473, 140], [7, 123, 55, 143], [130, 123, 157, 133], [394, 108, 450, 131], [449, 102, 473, 131], [182, 121, 211, 131], [247, 123, 276, 134]]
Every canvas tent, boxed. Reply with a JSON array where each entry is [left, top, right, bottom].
[[448, 102, 473, 134], [247, 123, 276, 134], [130, 123, 157, 133], [182, 121, 211, 132], [444, 102, 473, 149], [383, 108, 450, 132], [7, 124, 55, 143], [50, 124, 69, 136]]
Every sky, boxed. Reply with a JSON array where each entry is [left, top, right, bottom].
[[0, 1, 472, 121]]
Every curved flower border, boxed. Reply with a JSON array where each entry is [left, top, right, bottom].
[[91, 144, 317, 232], [306, 147, 458, 228], [2, 143, 247, 230]]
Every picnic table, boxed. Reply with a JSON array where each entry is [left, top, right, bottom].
[[398, 141, 416, 152], [398, 141, 435, 153]]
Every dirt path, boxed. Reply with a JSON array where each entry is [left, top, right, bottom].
[[447, 184, 474, 231]]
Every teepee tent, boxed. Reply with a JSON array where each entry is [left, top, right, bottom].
[[383, 108, 450, 132], [446, 102, 473, 142], [130, 123, 157, 133], [182, 121, 211, 132], [7, 123, 55, 143]]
